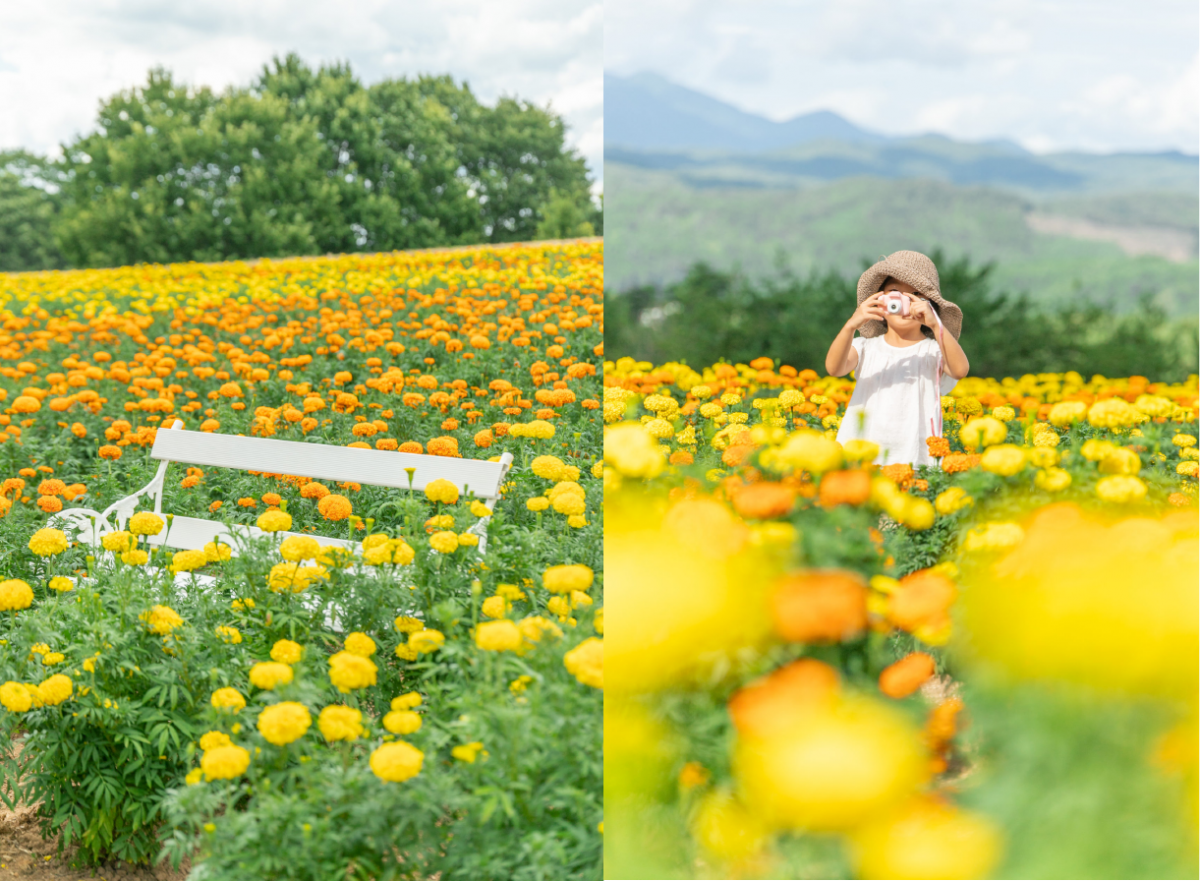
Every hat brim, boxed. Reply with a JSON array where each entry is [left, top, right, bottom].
[[856, 258, 962, 340]]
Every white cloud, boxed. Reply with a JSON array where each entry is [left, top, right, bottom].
[[606, 0, 1198, 154], [0, 0, 602, 180]]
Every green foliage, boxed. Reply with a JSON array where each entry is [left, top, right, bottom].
[[603, 166, 1199, 315], [604, 251, 1199, 381], [0, 151, 66, 272], [535, 188, 600, 240], [6, 55, 596, 270]]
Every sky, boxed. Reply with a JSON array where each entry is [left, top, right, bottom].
[[606, 0, 1199, 155], [0, 0, 603, 189]]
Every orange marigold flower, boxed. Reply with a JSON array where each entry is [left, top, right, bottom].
[[427, 437, 460, 458], [262, 493, 282, 507], [731, 482, 796, 520], [941, 453, 980, 473], [37, 479, 67, 497], [398, 441, 423, 454], [318, 494, 353, 521], [879, 463, 914, 490], [441, 418, 459, 431], [200, 419, 220, 433], [926, 436, 951, 458], [879, 652, 937, 699], [729, 658, 840, 737], [181, 475, 201, 489], [771, 569, 868, 643], [300, 418, 318, 433], [581, 399, 600, 409], [301, 482, 330, 500], [37, 496, 63, 513], [669, 450, 694, 465], [888, 570, 957, 635], [473, 430, 493, 448], [210, 500, 223, 512], [237, 497, 257, 508], [70, 422, 87, 438], [818, 470, 872, 508], [98, 445, 122, 460], [375, 438, 398, 451]]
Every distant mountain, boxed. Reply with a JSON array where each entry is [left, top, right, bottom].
[[605, 72, 1199, 196], [605, 72, 885, 152]]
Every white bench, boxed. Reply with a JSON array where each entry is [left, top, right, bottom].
[[54, 419, 513, 559]]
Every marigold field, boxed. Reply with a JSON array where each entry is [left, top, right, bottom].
[[603, 355, 1198, 880], [0, 241, 603, 879]]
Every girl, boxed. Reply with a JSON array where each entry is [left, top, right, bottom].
[[824, 250, 969, 467]]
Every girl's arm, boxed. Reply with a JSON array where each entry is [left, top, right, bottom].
[[826, 294, 885, 376], [913, 300, 969, 379]]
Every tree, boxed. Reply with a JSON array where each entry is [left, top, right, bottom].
[[0, 150, 65, 271], [534, 188, 596, 239]]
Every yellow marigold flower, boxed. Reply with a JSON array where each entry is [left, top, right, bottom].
[[1132, 394, 1173, 418], [128, 512, 165, 536], [37, 674, 72, 706], [370, 741, 423, 782], [271, 639, 303, 664], [469, 500, 492, 518], [41, 652, 64, 666], [429, 531, 459, 554], [963, 522, 1025, 553], [934, 487, 973, 516], [531, 456, 567, 481], [394, 643, 419, 661], [1173, 434, 1197, 448], [425, 514, 455, 530], [172, 549, 208, 574], [1028, 446, 1059, 468], [140, 605, 183, 635], [201, 744, 250, 781], [383, 710, 422, 735], [231, 598, 256, 612], [82, 658, 96, 673], [318, 705, 364, 742], [979, 444, 1026, 477], [1034, 468, 1073, 492], [203, 541, 232, 563], [594, 607, 604, 635], [248, 662, 294, 691], [0, 681, 32, 712], [1033, 430, 1061, 448], [392, 691, 422, 709], [1095, 475, 1148, 504], [394, 615, 424, 634], [543, 564, 594, 594], [185, 768, 204, 786], [564, 638, 603, 689], [328, 651, 377, 693], [604, 422, 666, 478], [256, 509, 292, 533], [115, 547, 148, 566], [424, 478, 460, 505], [257, 701, 311, 745], [100, 531, 135, 553], [199, 731, 232, 751], [1178, 461, 1199, 477], [215, 626, 242, 644], [991, 406, 1016, 422], [28, 528, 69, 557], [481, 595, 508, 619], [1098, 447, 1141, 475], [451, 741, 486, 763], [408, 629, 444, 653], [526, 496, 550, 512], [344, 632, 376, 657], [475, 619, 523, 652], [496, 583, 526, 601], [0, 580, 34, 611], [958, 416, 1007, 451], [772, 430, 843, 474], [392, 540, 415, 566], [1087, 398, 1144, 429], [518, 615, 563, 649], [842, 439, 880, 464], [211, 687, 246, 712]]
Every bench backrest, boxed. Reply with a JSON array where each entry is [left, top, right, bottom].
[[150, 428, 511, 500]]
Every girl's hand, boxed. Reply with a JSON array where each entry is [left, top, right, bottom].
[[910, 297, 936, 328], [848, 293, 887, 329]]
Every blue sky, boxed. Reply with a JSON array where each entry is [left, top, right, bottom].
[[606, 0, 1198, 154], [0, 0, 603, 189]]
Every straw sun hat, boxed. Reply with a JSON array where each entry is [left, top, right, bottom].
[[855, 250, 963, 340]]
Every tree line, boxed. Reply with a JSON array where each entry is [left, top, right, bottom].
[[605, 251, 1199, 381], [0, 54, 601, 272]]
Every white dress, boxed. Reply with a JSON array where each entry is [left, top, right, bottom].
[[835, 335, 959, 467]]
